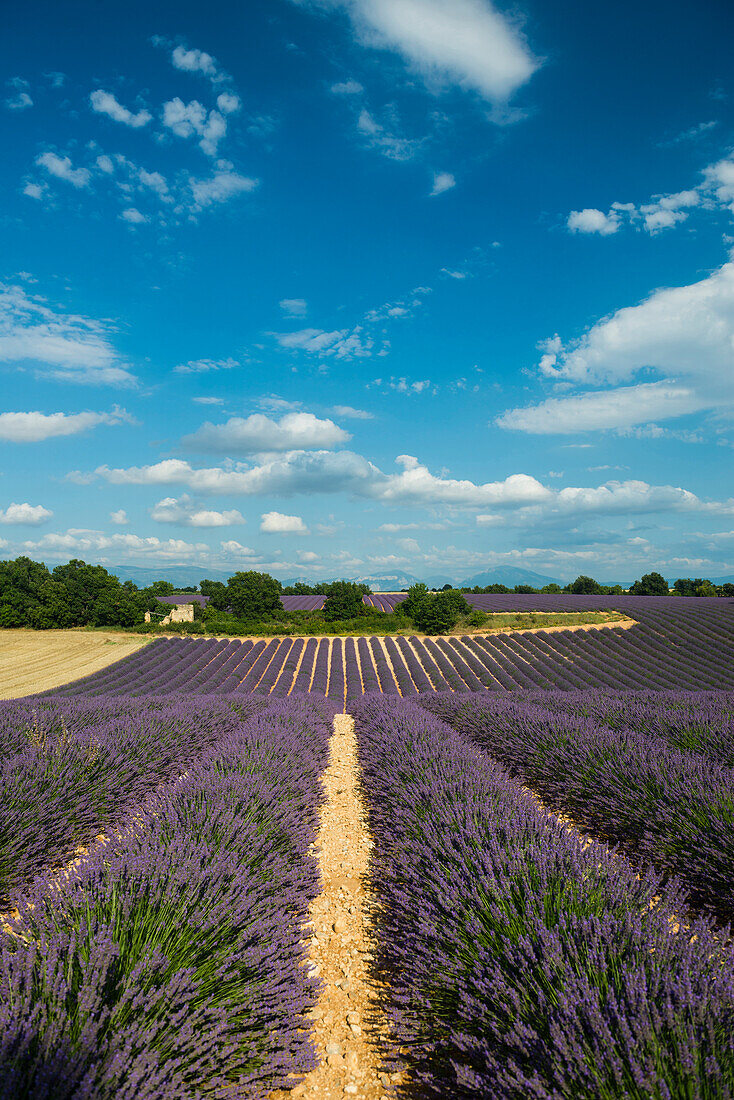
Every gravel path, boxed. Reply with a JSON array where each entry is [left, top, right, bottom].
[[279, 713, 392, 1099]]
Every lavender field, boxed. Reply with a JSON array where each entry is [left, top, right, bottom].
[[49, 597, 734, 700], [2, 598, 734, 1097]]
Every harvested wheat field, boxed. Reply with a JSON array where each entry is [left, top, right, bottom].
[[0, 629, 149, 699]]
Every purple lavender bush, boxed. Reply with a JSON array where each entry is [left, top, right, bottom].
[[417, 691, 734, 922], [0, 696, 335, 1099], [352, 695, 734, 1099], [0, 695, 265, 902]]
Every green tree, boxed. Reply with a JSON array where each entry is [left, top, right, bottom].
[[200, 579, 230, 611], [323, 581, 367, 621], [411, 591, 462, 635], [147, 580, 175, 596], [402, 583, 429, 619], [226, 571, 282, 618], [673, 577, 697, 597], [514, 585, 538, 594], [541, 583, 562, 594], [695, 579, 718, 597], [570, 575, 604, 595], [629, 571, 669, 596]]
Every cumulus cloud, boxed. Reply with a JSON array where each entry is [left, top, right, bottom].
[[260, 511, 309, 534], [90, 90, 151, 128], [216, 92, 240, 114], [499, 258, 734, 433], [430, 171, 455, 196], [23, 529, 210, 559], [220, 539, 258, 556], [314, 0, 538, 106], [182, 412, 351, 453], [0, 408, 132, 442], [151, 495, 244, 527], [162, 98, 227, 156], [0, 502, 52, 525], [36, 152, 90, 189], [110, 509, 128, 525], [88, 451, 734, 522], [567, 208, 620, 235], [0, 284, 136, 386], [171, 45, 221, 81]]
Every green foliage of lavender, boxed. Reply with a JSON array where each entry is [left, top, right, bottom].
[[353, 696, 734, 1099]]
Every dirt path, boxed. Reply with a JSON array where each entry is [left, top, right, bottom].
[[281, 713, 389, 1099], [0, 629, 149, 698]]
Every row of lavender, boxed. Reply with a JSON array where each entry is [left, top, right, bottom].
[[0, 695, 263, 902], [49, 614, 734, 699], [418, 690, 734, 924], [0, 695, 334, 1098], [353, 696, 734, 1098]]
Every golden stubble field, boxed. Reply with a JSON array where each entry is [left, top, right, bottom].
[[0, 629, 149, 699]]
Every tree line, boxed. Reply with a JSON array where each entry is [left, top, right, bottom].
[[1, 557, 732, 632]]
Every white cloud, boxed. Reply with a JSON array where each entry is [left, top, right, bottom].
[[220, 539, 258, 556], [430, 171, 455, 196], [110, 509, 128, 525], [280, 298, 308, 317], [497, 382, 708, 434], [331, 79, 364, 94], [36, 152, 90, 189], [321, 0, 538, 105], [5, 78, 33, 110], [355, 108, 419, 161], [189, 167, 258, 208], [151, 495, 244, 527], [182, 411, 351, 453], [23, 529, 210, 560], [499, 258, 734, 433], [23, 182, 46, 201], [260, 511, 309, 534], [567, 208, 620, 235], [90, 90, 151, 128], [702, 157, 734, 206], [639, 189, 700, 234], [162, 98, 227, 156], [88, 451, 734, 521], [331, 405, 373, 419], [380, 376, 433, 394], [192, 396, 225, 405], [0, 284, 136, 386], [174, 357, 239, 373], [120, 207, 148, 225], [171, 45, 220, 80], [0, 408, 131, 442], [273, 326, 375, 358], [0, 502, 52, 525], [216, 92, 240, 114]]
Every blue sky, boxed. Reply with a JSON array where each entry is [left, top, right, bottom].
[[2, 0, 734, 585]]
